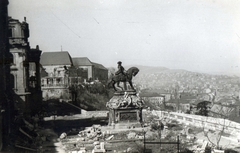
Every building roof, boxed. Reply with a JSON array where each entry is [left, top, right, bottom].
[[72, 57, 93, 66], [40, 51, 73, 66], [72, 57, 108, 70], [92, 62, 108, 70]]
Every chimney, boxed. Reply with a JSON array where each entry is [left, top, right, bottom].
[[24, 17, 26, 22], [36, 45, 39, 50]]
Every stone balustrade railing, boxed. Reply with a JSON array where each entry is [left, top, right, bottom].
[[41, 84, 69, 89], [152, 110, 240, 137]]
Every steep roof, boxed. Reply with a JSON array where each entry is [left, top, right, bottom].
[[92, 62, 108, 70], [72, 57, 93, 66], [40, 51, 73, 66]]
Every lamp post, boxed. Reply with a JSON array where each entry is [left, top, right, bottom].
[[143, 128, 146, 152]]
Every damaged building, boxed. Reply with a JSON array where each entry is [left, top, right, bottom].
[[0, 2, 43, 151], [8, 17, 42, 114]]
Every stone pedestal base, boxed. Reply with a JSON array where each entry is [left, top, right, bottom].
[[107, 91, 144, 126]]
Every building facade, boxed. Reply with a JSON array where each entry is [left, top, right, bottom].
[[40, 51, 73, 100], [0, 0, 12, 150], [8, 17, 42, 114]]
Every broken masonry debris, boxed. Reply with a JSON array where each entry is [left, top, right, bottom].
[[60, 132, 67, 139], [127, 132, 136, 139], [92, 141, 106, 153], [105, 135, 114, 141]]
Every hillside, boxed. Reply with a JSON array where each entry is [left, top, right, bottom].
[[125, 65, 169, 74], [131, 67, 239, 99]]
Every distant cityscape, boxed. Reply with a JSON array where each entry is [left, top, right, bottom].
[[134, 69, 240, 122], [1, 1, 240, 152]]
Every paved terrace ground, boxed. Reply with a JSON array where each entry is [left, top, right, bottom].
[[43, 111, 108, 121], [38, 109, 240, 153]]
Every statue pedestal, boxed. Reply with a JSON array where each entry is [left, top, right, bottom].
[[106, 91, 144, 127]]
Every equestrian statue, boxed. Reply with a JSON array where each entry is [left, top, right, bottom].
[[108, 61, 139, 91]]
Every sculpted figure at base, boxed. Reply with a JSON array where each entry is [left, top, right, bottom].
[[108, 61, 139, 91], [106, 92, 144, 109]]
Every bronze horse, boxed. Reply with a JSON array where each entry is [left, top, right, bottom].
[[108, 67, 139, 91]]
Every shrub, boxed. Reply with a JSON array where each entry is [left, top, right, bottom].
[[150, 122, 164, 131]]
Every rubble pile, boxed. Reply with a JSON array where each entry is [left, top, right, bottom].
[[78, 125, 103, 141], [60, 125, 108, 152], [60, 124, 150, 152], [13, 115, 59, 152]]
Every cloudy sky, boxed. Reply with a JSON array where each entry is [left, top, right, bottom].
[[8, 0, 240, 75]]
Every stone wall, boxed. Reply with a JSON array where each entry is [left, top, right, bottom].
[[152, 110, 240, 139]]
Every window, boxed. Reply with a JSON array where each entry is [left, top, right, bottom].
[[8, 28, 13, 37]]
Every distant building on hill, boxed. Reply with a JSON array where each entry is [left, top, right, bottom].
[[72, 57, 108, 82], [139, 92, 165, 110], [40, 51, 73, 100], [40, 53, 108, 100]]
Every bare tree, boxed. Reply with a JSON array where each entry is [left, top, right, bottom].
[[201, 111, 232, 150]]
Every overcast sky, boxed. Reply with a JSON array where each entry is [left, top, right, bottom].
[[8, 0, 240, 75]]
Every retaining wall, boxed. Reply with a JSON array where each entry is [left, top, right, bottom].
[[152, 110, 240, 138]]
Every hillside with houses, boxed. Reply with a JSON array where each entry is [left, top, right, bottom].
[[131, 66, 240, 123]]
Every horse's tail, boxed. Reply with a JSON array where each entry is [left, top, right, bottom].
[[107, 79, 113, 88]]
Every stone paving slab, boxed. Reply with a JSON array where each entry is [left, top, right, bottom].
[[44, 111, 108, 121]]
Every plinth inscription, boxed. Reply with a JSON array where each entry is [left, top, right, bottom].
[[119, 112, 137, 122]]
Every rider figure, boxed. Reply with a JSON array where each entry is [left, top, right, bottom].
[[115, 61, 126, 76]]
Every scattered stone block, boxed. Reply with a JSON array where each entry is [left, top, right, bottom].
[[212, 149, 224, 153], [127, 147, 132, 152], [93, 124, 101, 129], [79, 137, 85, 141], [94, 145, 101, 149], [93, 141, 100, 146], [100, 142, 104, 150], [59, 132, 67, 139], [106, 135, 114, 141], [127, 132, 136, 139], [92, 149, 106, 153]]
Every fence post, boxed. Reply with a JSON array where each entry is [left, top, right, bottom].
[[177, 135, 180, 153], [143, 129, 145, 152]]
